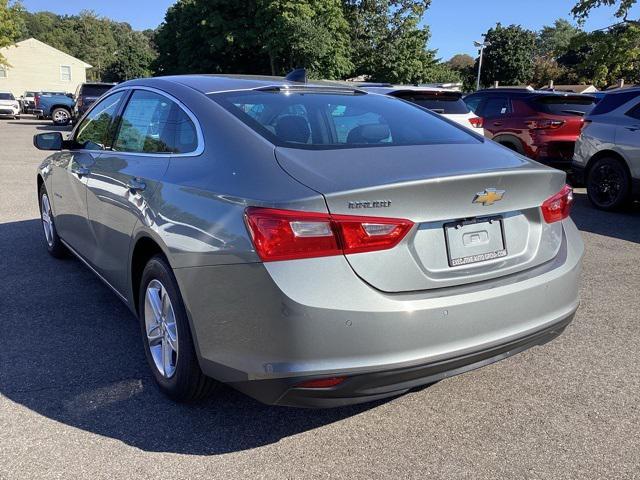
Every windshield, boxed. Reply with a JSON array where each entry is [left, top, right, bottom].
[[391, 91, 470, 114], [0, 93, 15, 100], [40, 92, 66, 96], [210, 89, 478, 150], [81, 85, 113, 97], [531, 95, 595, 116], [24, 91, 36, 97]]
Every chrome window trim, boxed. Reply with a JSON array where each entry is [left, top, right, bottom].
[[72, 85, 205, 158]]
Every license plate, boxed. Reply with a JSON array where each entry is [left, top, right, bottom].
[[444, 217, 507, 267]]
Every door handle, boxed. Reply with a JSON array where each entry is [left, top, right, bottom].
[[493, 121, 503, 126], [71, 166, 90, 177], [625, 125, 640, 131], [127, 177, 146, 193]]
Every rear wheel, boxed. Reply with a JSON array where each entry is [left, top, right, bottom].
[[139, 255, 217, 401], [51, 107, 71, 126], [587, 157, 631, 210], [38, 184, 67, 258]]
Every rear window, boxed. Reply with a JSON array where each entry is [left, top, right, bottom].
[[210, 89, 477, 150], [390, 91, 470, 114], [530, 95, 595, 116], [80, 84, 113, 97], [589, 90, 640, 116], [0, 93, 14, 100]]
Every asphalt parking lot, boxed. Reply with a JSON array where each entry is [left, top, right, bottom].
[[1, 116, 639, 480]]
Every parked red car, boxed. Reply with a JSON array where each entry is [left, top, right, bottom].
[[463, 89, 596, 170]]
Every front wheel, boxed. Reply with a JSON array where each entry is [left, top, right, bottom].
[[139, 255, 217, 401], [587, 157, 631, 210], [39, 184, 68, 258], [51, 107, 71, 126]]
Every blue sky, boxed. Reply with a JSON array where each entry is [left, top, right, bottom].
[[22, 0, 640, 61]]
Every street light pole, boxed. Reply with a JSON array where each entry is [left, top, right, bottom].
[[474, 40, 490, 91]]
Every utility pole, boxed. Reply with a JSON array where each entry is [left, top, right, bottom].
[[474, 40, 491, 91]]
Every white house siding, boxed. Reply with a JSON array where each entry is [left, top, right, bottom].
[[0, 38, 92, 97]]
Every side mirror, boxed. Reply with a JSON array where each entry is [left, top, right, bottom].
[[34, 132, 64, 151]]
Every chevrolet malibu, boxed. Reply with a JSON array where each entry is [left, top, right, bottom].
[[34, 75, 583, 407]]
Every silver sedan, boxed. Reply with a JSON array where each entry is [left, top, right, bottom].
[[34, 75, 583, 407]]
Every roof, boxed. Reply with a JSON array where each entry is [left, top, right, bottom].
[[142, 74, 355, 94], [0, 38, 92, 68]]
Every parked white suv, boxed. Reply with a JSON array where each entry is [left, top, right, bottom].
[[573, 88, 640, 210], [0, 92, 20, 119], [361, 85, 484, 134]]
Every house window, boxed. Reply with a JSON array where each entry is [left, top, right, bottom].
[[0, 66, 7, 79], [60, 65, 71, 82]]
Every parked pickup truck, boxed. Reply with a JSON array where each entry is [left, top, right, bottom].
[[33, 92, 75, 126]]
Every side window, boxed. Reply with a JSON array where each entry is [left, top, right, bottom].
[[625, 102, 640, 121], [75, 91, 126, 150], [482, 97, 511, 118], [114, 90, 198, 154]]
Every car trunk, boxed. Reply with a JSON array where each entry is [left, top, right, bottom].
[[275, 141, 566, 292]]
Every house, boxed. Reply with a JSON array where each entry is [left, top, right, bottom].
[[0, 38, 92, 97], [543, 84, 599, 94]]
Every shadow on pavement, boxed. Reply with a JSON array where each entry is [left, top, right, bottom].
[[0, 219, 379, 456], [571, 192, 640, 244]]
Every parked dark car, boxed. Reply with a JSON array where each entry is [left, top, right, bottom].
[[464, 89, 596, 170], [73, 82, 116, 118]]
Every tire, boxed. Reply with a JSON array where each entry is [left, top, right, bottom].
[[51, 107, 71, 126], [586, 156, 632, 211], [138, 255, 217, 401], [38, 184, 68, 258], [498, 140, 524, 155]]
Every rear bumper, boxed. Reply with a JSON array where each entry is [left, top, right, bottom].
[[233, 312, 574, 407], [174, 220, 583, 407]]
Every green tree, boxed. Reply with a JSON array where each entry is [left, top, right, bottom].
[[344, 0, 438, 83], [19, 9, 157, 81], [559, 24, 640, 86], [446, 53, 474, 71], [572, 0, 639, 23], [479, 23, 537, 86], [154, 0, 268, 75], [255, 0, 352, 79], [0, 0, 25, 65], [538, 19, 581, 58]]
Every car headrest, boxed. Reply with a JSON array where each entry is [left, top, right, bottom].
[[346, 124, 391, 144], [275, 115, 310, 144]]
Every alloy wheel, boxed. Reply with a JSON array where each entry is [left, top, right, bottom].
[[144, 279, 179, 378], [591, 163, 622, 207], [40, 193, 54, 247], [53, 109, 69, 124]]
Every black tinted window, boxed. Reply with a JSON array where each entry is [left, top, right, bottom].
[[80, 84, 113, 97], [114, 90, 198, 154], [0, 93, 15, 100], [482, 97, 511, 117], [210, 90, 476, 149], [590, 90, 640, 116], [75, 91, 125, 150], [531, 95, 595, 116], [392, 92, 469, 114]]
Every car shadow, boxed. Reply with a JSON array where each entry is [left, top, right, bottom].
[[0, 218, 380, 456], [571, 191, 640, 244], [5, 120, 72, 132]]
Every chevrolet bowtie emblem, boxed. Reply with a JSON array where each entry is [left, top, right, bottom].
[[473, 188, 505, 206]]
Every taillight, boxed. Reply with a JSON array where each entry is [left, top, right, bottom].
[[527, 119, 565, 130], [244, 207, 414, 262], [34, 95, 40, 107], [469, 117, 483, 128], [541, 185, 573, 223]]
